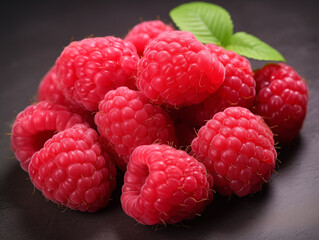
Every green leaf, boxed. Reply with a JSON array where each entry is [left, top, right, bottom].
[[169, 1, 233, 46], [225, 32, 286, 61]]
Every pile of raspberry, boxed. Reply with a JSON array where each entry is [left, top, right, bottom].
[[10, 20, 308, 225]]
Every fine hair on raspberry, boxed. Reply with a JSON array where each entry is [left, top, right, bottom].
[[38, 66, 95, 127], [55, 36, 139, 111], [253, 63, 308, 143], [38, 65, 67, 106], [121, 144, 213, 225], [124, 20, 174, 56], [95, 87, 177, 171], [136, 30, 225, 108], [11, 101, 86, 171], [179, 43, 256, 127], [28, 124, 117, 212], [191, 107, 277, 197]]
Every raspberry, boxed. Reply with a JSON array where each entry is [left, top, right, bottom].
[[136, 31, 225, 107], [55, 36, 139, 111], [253, 63, 308, 143], [28, 124, 116, 212], [11, 101, 86, 171], [180, 44, 255, 127], [191, 107, 276, 197], [94, 87, 177, 171], [121, 144, 213, 225], [38, 66, 95, 127], [38, 65, 67, 106], [124, 20, 174, 56]]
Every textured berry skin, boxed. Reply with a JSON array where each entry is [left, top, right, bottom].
[[191, 107, 276, 197], [11, 101, 85, 171], [253, 63, 308, 143], [125, 20, 174, 56], [55, 36, 139, 111], [38, 66, 95, 127], [38, 66, 67, 106], [136, 31, 225, 107], [95, 87, 177, 171], [180, 44, 255, 127], [121, 144, 213, 225], [28, 124, 116, 212]]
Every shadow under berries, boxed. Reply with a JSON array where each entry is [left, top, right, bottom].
[[0, 164, 126, 240], [0, 134, 301, 240], [275, 135, 304, 172], [186, 185, 271, 231], [121, 185, 272, 240]]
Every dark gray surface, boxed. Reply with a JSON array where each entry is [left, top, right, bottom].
[[1, 0, 319, 239]]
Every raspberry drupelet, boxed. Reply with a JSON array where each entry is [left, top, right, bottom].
[[28, 124, 117, 212], [55, 36, 139, 111], [136, 31, 225, 108], [253, 63, 308, 143], [121, 144, 213, 225], [38, 66, 95, 127], [124, 20, 174, 56], [180, 44, 256, 127], [11, 101, 86, 171], [191, 107, 276, 197], [94, 87, 177, 171], [38, 66, 67, 106]]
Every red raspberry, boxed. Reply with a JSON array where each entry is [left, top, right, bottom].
[[94, 87, 177, 171], [55, 36, 139, 111], [191, 107, 276, 197], [38, 66, 67, 106], [11, 101, 85, 171], [136, 31, 225, 108], [180, 44, 255, 127], [253, 63, 308, 143], [28, 124, 116, 212], [38, 66, 95, 127], [121, 144, 213, 225], [124, 20, 174, 56]]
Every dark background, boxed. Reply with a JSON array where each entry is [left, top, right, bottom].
[[1, 0, 319, 239]]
